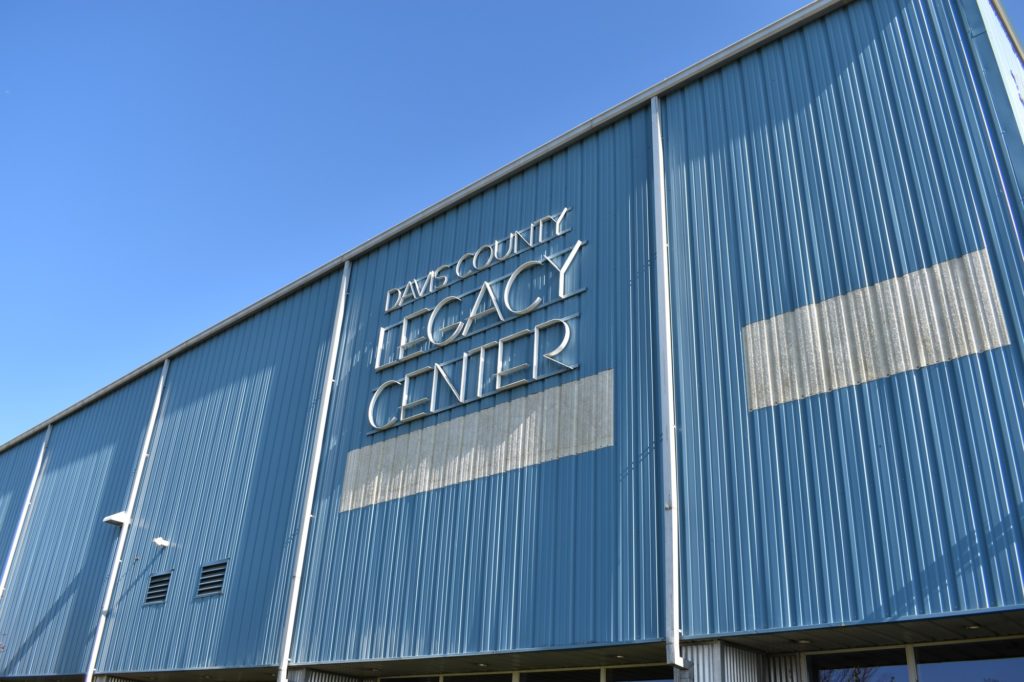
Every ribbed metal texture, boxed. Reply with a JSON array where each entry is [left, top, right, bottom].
[[290, 669, 361, 682], [766, 654, 804, 682], [723, 645, 764, 682], [663, 0, 1024, 637], [680, 641, 766, 682], [0, 371, 160, 677], [293, 109, 661, 663], [97, 273, 341, 673], [0, 432, 45, 580], [680, 642, 721, 682]]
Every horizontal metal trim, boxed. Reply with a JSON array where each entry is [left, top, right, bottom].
[[0, 0, 850, 455], [295, 641, 667, 670], [340, 370, 615, 511]]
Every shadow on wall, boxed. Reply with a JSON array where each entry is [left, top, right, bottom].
[[98, 275, 339, 672], [0, 431, 150, 675]]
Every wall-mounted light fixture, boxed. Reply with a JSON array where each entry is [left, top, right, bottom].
[[102, 511, 130, 527]]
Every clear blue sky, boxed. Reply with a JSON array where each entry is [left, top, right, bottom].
[[1, 0, 1023, 444]]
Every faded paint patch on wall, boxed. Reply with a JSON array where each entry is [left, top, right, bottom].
[[743, 249, 1009, 410], [340, 370, 614, 511]]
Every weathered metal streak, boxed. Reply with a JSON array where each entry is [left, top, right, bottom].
[[742, 248, 1009, 410], [664, 0, 1024, 637]]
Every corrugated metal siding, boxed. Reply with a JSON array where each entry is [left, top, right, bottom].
[[664, 0, 1024, 637], [293, 109, 662, 663], [0, 433, 45, 584], [97, 273, 341, 673], [0, 371, 160, 677], [680, 641, 766, 682], [766, 654, 804, 682], [680, 642, 722, 682], [722, 645, 764, 682]]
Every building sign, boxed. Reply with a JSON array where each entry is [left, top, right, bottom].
[[368, 208, 585, 431]]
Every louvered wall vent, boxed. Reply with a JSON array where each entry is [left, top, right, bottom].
[[197, 561, 227, 597], [144, 572, 171, 604]]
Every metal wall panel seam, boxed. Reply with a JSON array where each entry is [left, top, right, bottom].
[[0, 0, 856, 459], [0, 424, 50, 602], [292, 111, 658, 662], [277, 261, 351, 682], [663, 0, 1024, 636], [84, 359, 169, 682], [650, 96, 685, 668]]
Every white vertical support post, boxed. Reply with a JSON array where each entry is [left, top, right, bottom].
[[277, 261, 351, 682], [84, 358, 170, 682], [0, 423, 52, 602], [905, 644, 919, 682], [650, 95, 685, 669]]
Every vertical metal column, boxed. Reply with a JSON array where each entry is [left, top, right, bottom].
[[650, 95, 685, 669], [84, 358, 170, 682], [0, 423, 52, 602], [905, 644, 919, 682], [277, 261, 351, 682]]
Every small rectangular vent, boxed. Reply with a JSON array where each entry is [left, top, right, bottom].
[[197, 561, 227, 597], [144, 572, 171, 604]]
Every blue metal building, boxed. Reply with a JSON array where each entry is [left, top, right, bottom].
[[1, 1, 1023, 680]]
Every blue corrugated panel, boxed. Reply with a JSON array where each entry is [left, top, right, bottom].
[[663, 0, 1024, 637], [0, 433, 45, 582], [97, 273, 340, 673], [0, 371, 160, 677], [293, 109, 662, 664]]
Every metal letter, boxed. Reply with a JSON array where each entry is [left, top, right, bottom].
[[400, 365, 433, 422], [503, 259, 544, 316], [472, 243, 495, 271], [384, 287, 403, 313], [533, 317, 576, 379], [368, 379, 402, 430], [455, 251, 476, 279], [430, 359, 468, 411], [398, 307, 430, 359], [544, 239, 584, 298], [553, 206, 571, 235], [495, 327, 532, 390], [426, 295, 465, 346], [462, 280, 506, 336]]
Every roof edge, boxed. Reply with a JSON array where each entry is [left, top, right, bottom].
[[991, 0, 1024, 62], [0, 0, 850, 454]]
